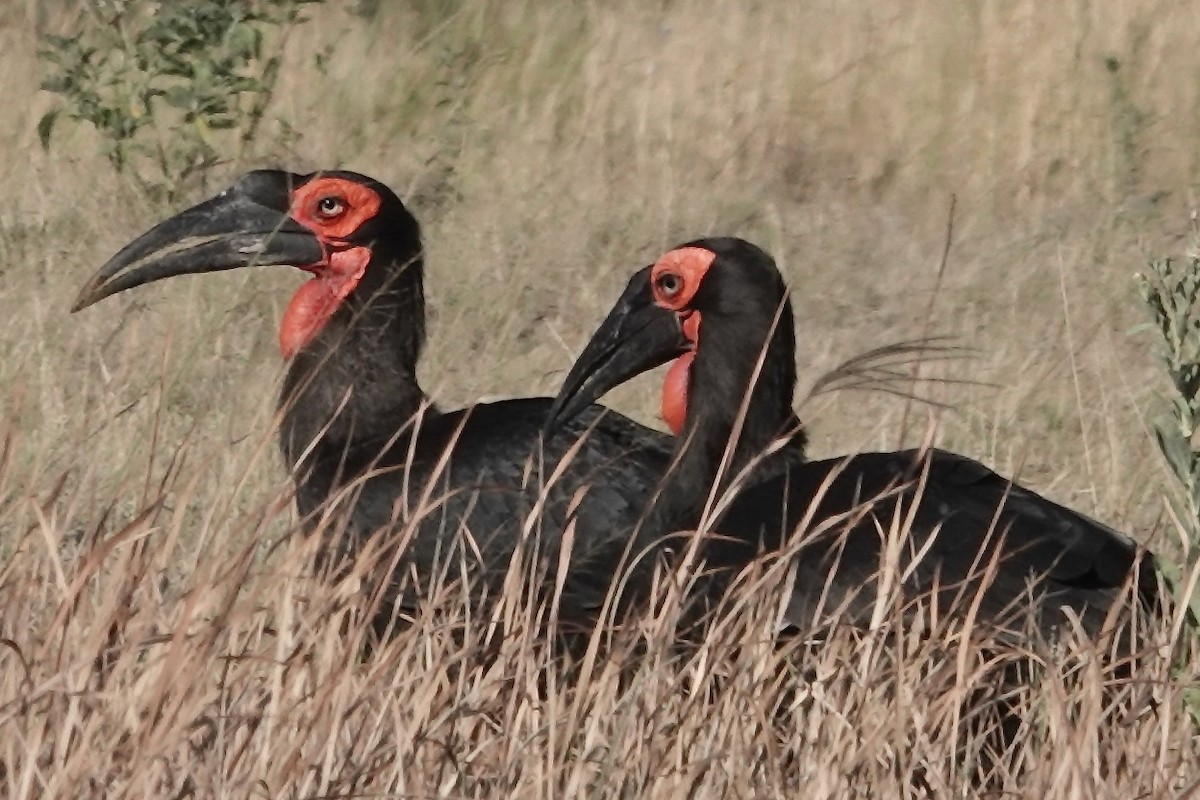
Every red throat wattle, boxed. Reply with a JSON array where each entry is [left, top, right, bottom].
[[279, 247, 371, 358], [661, 352, 693, 435], [660, 311, 701, 435]]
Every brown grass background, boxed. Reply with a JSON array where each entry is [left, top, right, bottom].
[[1, 0, 1198, 796]]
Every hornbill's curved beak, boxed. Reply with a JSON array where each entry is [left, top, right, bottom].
[[71, 185, 324, 312], [544, 266, 689, 434]]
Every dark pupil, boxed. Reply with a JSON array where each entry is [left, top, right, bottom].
[[659, 274, 680, 294], [319, 197, 342, 214]]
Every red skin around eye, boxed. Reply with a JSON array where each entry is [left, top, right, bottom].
[[289, 178, 381, 241], [650, 246, 715, 434], [650, 247, 715, 311]]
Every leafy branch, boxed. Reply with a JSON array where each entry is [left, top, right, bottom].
[[38, 0, 323, 203]]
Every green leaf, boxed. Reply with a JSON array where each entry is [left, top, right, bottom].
[[1126, 320, 1160, 339], [162, 86, 197, 111], [226, 23, 261, 60], [36, 110, 58, 150]]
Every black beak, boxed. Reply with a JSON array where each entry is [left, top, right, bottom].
[[545, 266, 689, 434], [71, 183, 324, 312]]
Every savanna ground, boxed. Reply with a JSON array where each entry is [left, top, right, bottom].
[[2, 0, 1200, 797]]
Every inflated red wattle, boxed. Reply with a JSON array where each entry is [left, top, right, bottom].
[[279, 247, 370, 358], [661, 311, 702, 434], [661, 351, 693, 435]]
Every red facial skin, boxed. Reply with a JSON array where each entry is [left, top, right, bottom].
[[650, 247, 716, 434], [277, 177, 382, 359], [660, 313, 700, 434], [279, 248, 371, 358]]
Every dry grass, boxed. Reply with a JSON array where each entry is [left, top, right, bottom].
[[2, 0, 1200, 796]]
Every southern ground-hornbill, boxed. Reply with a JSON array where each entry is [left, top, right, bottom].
[[71, 169, 675, 629], [546, 237, 1160, 642]]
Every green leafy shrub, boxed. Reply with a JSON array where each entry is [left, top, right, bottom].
[[1136, 252, 1200, 728], [1137, 255, 1200, 617], [38, 0, 323, 202]]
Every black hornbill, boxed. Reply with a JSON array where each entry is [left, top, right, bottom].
[[71, 169, 675, 627], [546, 237, 1160, 641]]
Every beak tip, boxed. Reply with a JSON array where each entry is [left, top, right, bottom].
[[70, 281, 105, 313]]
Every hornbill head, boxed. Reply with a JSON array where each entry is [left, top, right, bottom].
[[546, 237, 793, 435], [71, 170, 422, 359]]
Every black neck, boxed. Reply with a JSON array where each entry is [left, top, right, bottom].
[[278, 246, 427, 477], [647, 299, 804, 533]]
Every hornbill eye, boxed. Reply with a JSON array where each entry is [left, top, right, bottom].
[[655, 272, 683, 299], [316, 196, 347, 218]]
